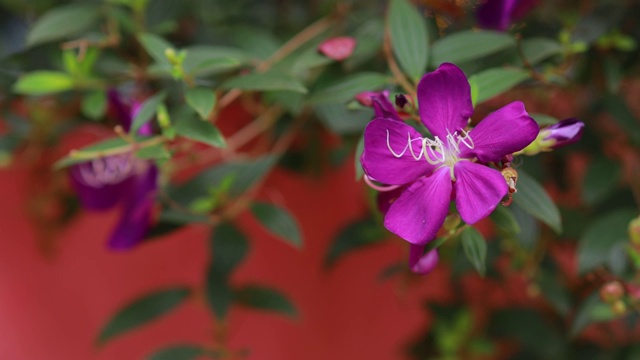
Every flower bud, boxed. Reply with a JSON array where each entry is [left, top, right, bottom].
[[611, 300, 627, 316], [519, 118, 584, 155], [600, 281, 625, 303], [318, 37, 356, 61], [629, 215, 640, 245], [443, 213, 461, 232], [394, 94, 414, 114]]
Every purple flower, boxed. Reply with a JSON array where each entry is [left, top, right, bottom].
[[69, 91, 158, 250], [476, 0, 539, 31], [542, 118, 584, 148], [409, 246, 439, 275], [361, 63, 539, 245]]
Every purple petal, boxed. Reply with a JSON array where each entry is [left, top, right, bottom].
[[453, 161, 507, 224], [417, 63, 473, 138], [372, 92, 402, 121], [409, 245, 439, 275], [383, 168, 452, 245], [69, 159, 132, 210], [544, 118, 584, 148], [476, 0, 518, 31], [376, 186, 406, 215], [107, 164, 158, 250], [361, 118, 434, 185], [107, 89, 132, 130], [460, 101, 538, 162]]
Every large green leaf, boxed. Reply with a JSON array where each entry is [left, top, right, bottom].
[[387, 0, 429, 81], [308, 72, 389, 104], [468, 68, 530, 105], [431, 30, 515, 66], [27, 4, 100, 46], [251, 202, 303, 248], [460, 226, 487, 276], [233, 285, 297, 317], [577, 209, 636, 274], [130, 91, 167, 134], [97, 287, 191, 345], [513, 171, 562, 234], [314, 103, 373, 134], [13, 71, 74, 95], [223, 71, 307, 94], [489, 206, 521, 236], [325, 218, 386, 267]]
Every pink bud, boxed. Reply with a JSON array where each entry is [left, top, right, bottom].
[[318, 37, 357, 61]]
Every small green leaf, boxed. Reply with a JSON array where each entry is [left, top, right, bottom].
[[26, 4, 100, 47], [387, 0, 429, 82], [519, 37, 563, 66], [223, 71, 307, 94], [571, 293, 616, 336], [308, 72, 389, 104], [354, 135, 365, 180], [135, 143, 170, 161], [251, 202, 303, 248], [185, 87, 216, 119], [82, 90, 107, 120], [175, 116, 226, 148], [210, 223, 249, 278], [325, 218, 385, 267], [582, 157, 621, 206], [131, 91, 167, 134], [489, 206, 521, 236], [537, 270, 571, 316], [460, 226, 487, 276], [13, 71, 74, 95], [431, 30, 515, 66], [53, 137, 129, 169], [468, 68, 529, 105], [233, 284, 297, 317], [138, 33, 174, 65], [186, 57, 240, 77], [147, 344, 219, 360], [577, 209, 636, 274], [513, 171, 562, 234], [97, 287, 191, 345], [602, 94, 640, 145]]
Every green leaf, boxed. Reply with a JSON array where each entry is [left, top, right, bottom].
[[314, 103, 373, 134], [206, 223, 249, 319], [325, 218, 385, 267], [468, 68, 529, 105], [387, 0, 429, 82], [602, 94, 640, 145], [13, 71, 74, 95], [577, 209, 636, 274], [185, 87, 216, 119], [537, 270, 571, 316], [26, 4, 100, 47], [513, 170, 562, 234], [251, 202, 303, 248], [53, 137, 129, 169], [354, 135, 365, 180], [489, 206, 521, 236], [233, 284, 297, 317], [222, 71, 307, 94], [138, 33, 174, 65], [460, 226, 487, 276], [182, 45, 252, 70], [97, 287, 191, 345], [82, 90, 107, 120], [135, 143, 170, 161], [582, 157, 621, 206], [519, 37, 563, 66], [185, 57, 240, 77], [147, 344, 219, 360], [431, 30, 515, 66], [308, 72, 389, 104], [530, 113, 559, 125], [571, 293, 616, 336], [130, 91, 167, 134], [175, 116, 226, 148]]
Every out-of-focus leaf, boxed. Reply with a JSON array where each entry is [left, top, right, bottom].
[[138, 33, 174, 66], [53, 137, 129, 169], [251, 202, 303, 249], [135, 143, 170, 160], [130, 91, 167, 134], [147, 344, 219, 360], [577, 208, 636, 274], [602, 94, 640, 145], [206, 223, 248, 319], [223, 71, 307, 94], [571, 293, 617, 336], [308, 72, 389, 104], [325, 218, 385, 267], [490, 206, 521, 236], [13, 71, 74, 95], [182, 45, 253, 70], [314, 103, 373, 134], [175, 116, 226, 148], [510, 203, 540, 250], [513, 170, 562, 234], [460, 226, 487, 276], [231, 26, 280, 60], [537, 271, 571, 316], [354, 135, 365, 180], [82, 89, 107, 120], [185, 87, 216, 120], [431, 30, 515, 66], [530, 113, 559, 125], [26, 4, 100, 46], [468, 68, 529, 105], [490, 309, 566, 358], [97, 287, 191, 345], [387, 0, 429, 82], [233, 284, 297, 317], [345, 18, 384, 69], [582, 157, 621, 206], [519, 37, 563, 66]]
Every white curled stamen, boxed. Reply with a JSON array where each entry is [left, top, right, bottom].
[[385, 128, 474, 165]]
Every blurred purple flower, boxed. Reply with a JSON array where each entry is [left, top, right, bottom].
[[542, 118, 584, 149], [69, 90, 158, 250], [361, 63, 538, 245], [476, 0, 539, 31]]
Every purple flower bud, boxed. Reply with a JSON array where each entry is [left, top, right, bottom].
[[318, 37, 356, 61], [543, 118, 584, 149], [409, 245, 439, 275]]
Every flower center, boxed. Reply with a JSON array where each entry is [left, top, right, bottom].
[[76, 154, 135, 187]]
